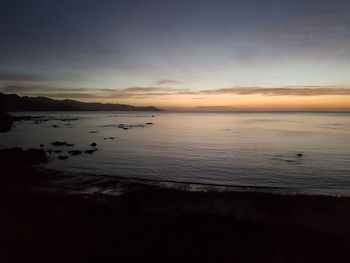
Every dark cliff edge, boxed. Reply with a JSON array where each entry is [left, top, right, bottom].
[[0, 92, 162, 111]]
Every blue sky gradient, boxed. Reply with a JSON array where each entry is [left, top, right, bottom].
[[1, 0, 350, 110]]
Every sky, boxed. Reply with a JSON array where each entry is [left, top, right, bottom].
[[0, 0, 350, 111]]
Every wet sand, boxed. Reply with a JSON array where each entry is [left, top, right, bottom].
[[1, 165, 350, 262]]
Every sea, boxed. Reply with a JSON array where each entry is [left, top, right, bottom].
[[1, 112, 350, 195]]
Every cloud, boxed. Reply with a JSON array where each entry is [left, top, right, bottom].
[[0, 73, 48, 82], [119, 87, 165, 92], [1, 85, 90, 93], [156, 79, 184, 86], [0, 85, 181, 99], [1, 85, 42, 93], [2, 84, 350, 100], [197, 87, 350, 96], [27, 93, 103, 99]]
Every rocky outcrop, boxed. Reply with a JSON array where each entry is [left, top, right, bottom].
[[0, 148, 47, 166], [51, 141, 74, 147], [0, 111, 38, 132], [0, 147, 47, 179], [57, 156, 69, 160], [0, 111, 13, 132], [51, 141, 68, 146], [68, 150, 82, 155]]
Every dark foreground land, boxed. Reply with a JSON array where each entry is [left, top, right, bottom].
[[1, 157, 350, 263]]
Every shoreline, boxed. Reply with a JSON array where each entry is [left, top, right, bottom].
[[5, 166, 350, 237], [1, 112, 350, 262], [37, 167, 350, 197], [1, 165, 350, 262]]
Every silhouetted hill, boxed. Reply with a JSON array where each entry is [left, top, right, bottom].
[[0, 93, 161, 111]]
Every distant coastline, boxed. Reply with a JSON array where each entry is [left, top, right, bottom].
[[0, 92, 162, 112]]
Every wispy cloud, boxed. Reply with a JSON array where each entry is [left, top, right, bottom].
[[0, 85, 181, 99], [1, 85, 350, 99], [119, 87, 165, 92], [156, 79, 184, 86], [27, 93, 103, 99], [196, 87, 350, 96], [0, 73, 48, 82], [1, 85, 90, 93]]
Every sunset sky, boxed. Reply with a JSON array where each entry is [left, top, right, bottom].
[[1, 0, 350, 111]]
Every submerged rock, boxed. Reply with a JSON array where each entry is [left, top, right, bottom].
[[52, 124, 59, 128], [84, 149, 95, 155], [104, 136, 115, 140], [57, 155, 69, 160], [68, 150, 82, 155], [59, 118, 79, 121], [13, 115, 33, 121], [51, 141, 74, 147], [51, 141, 67, 146], [90, 142, 97, 147], [297, 153, 303, 157]]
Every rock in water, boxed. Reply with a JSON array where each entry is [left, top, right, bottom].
[[68, 150, 82, 155], [90, 142, 97, 147], [57, 156, 69, 160], [51, 141, 67, 146], [0, 111, 13, 132]]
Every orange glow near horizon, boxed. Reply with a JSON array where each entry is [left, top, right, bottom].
[[74, 94, 350, 111]]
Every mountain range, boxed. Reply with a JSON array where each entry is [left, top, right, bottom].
[[0, 92, 161, 112]]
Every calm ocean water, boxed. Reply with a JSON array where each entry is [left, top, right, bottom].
[[1, 112, 350, 195]]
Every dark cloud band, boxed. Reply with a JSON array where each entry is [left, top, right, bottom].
[[1, 85, 350, 99]]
